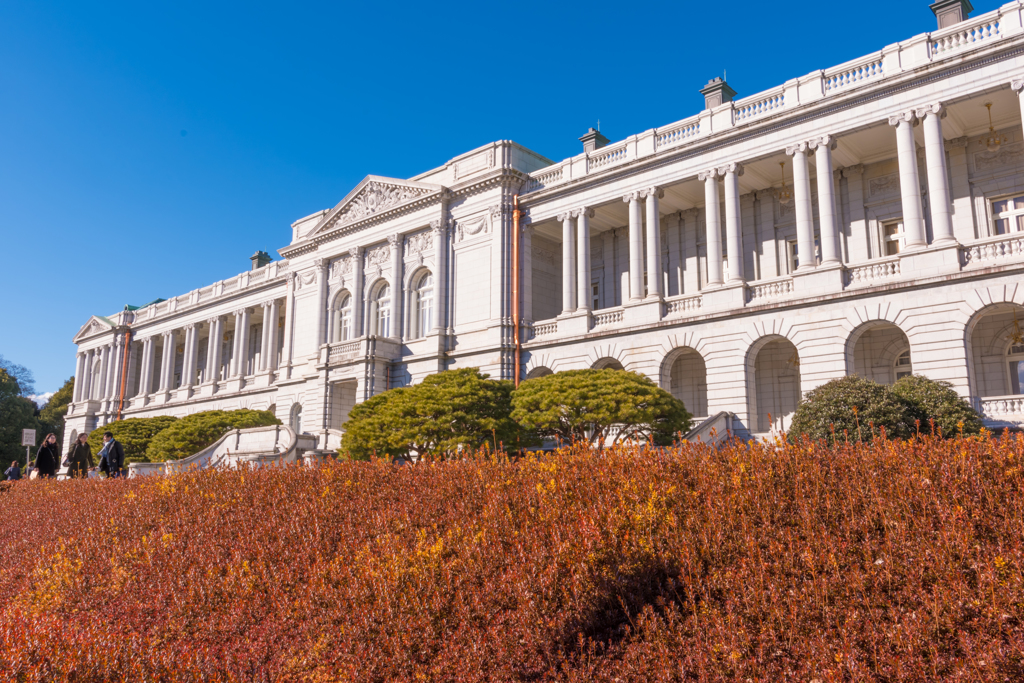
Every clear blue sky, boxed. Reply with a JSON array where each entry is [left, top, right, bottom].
[[0, 0, 996, 396]]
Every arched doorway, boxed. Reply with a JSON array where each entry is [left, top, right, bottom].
[[749, 337, 801, 433], [664, 347, 708, 418], [968, 303, 1024, 415], [290, 403, 303, 435], [848, 322, 912, 385], [592, 358, 624, 371]]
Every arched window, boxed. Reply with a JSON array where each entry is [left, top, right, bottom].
[[894, 349, 913, 381], [372, 284, 391, 337], [412, 272, 433, 339], [290, 403, 303, 435], [333, 293, 353, 342], [1008, 342, 1024, 394]]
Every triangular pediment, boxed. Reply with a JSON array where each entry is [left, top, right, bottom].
[[72, 316, 115, 344], [309, 176, 444, 238]]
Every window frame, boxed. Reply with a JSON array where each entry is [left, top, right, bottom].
[[990, 194, 1024, 236], [1006, 340, 1024, 395]]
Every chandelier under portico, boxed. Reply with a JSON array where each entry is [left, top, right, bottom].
[[776, 161, 794, 206], [984, 102, 1007, 153]]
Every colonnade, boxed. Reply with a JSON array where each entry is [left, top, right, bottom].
[[74, 298, 285, 406], [551, 102, 960, 311]]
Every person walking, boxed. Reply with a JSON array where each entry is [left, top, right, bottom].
[[98, 431, 125, 478], [35, 433, 60, 478], [4, 461, 20, 481], [66, 433, 94, 478]]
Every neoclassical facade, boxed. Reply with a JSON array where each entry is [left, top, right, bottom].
[[65, 1, 1024, 449]]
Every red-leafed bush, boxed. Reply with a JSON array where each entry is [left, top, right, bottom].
[[0, 434, 1022, 681]]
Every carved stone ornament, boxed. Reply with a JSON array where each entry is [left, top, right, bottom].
[[975, 142, 1024, 172], [331, 257, 353, 281], [785, 142, 809, 156], [697, 169, 718, 181], [296, 270, 317, 290], [887, 111, 916, 127], [366, 244, 391, 267], [914, 102, 946, 120], [869, 173, 900, 197], [715, 164, 743, 177], [622, 191, 641, 202], [808, 135, 838, 151], [335, 181, 434, 227], [1012, 77, 1024, 93], [456, 216, 488, 242], [405, 231, 432, 258]]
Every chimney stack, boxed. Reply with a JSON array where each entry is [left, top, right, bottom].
[[250, 250, 272, 271], [930, 0, 972, 29], [700, 77, 737, 110], [579, 127, 609, 154]]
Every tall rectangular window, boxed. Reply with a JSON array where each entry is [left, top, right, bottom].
[[883, 220, 904, 256], [992, 195, 1024, 235]]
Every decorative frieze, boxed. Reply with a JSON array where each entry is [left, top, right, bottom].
[[335, 182, 434, 227]]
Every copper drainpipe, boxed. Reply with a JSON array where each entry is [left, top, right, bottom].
[[512, 195, 521, 387], [116, 325, 132, 420]]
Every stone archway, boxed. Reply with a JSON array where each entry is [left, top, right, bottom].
[[847, 321, 912, 385], [748, 336, 801, 434], [662, 347, 708, 418]]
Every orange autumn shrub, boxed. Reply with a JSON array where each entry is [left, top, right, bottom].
[[0, 433, 1022, 682]]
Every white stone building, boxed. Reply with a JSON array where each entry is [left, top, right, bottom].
[[65, 1, 1024, 450]]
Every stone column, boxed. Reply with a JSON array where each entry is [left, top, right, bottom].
[[721, 165, 745, 283], [229, 312, 243, 378], [83, 349, 95, 400], [205, 318, 222, 383], [642, 188, 664, 298], [236, 308, 252, 377], [259, 303, 273, 371], [267, 300, 280, 371], [388, 235, 402, 339], [137, 338, 152, 396], [787, 143, 816, 271], [521, 224, 534, 323], [558, 212, 576, 313], [351, 248, 365, 336], [73, 353, 85, 402], [575, 208, 593, 311], [183, 323, 200, 388], [888, 111, 927, 251], [314, 258, 329, 348], [623, 192, 644, 300], [698, 170, 724, 287], [95, 345, 109, 400], [666, 213, 681, 296], [158, 332, 172, 391], [808, 136, 841, 265], [281, 273, 296, 377], [430, 222, 446, 332], [917, 103, 956, 245], [946, 137, 973, 242]]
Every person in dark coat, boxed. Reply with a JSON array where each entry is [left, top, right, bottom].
[[4, 461, 20, 481], [66, 433, 94, 478], [99, 432, 125, 478], [34, 434, 60, 478]]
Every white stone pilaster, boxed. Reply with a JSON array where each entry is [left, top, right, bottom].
[[810, 136, 842, 265], [314, 258, 329, 348], [575, 208, 593, 311], [558, 212, 576, 313], [73, 353, 85, 402], [267, 300, 280, 371]]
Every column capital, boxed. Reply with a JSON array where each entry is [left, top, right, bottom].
[[314, 257, 329, 270], [753, 188, 774, 202], [716, 163, 744, 177], [387, 233, 400, 247], [207, 315, 223, 326], [556, 212, 572, 222], [697, 169, 719, 181], [887, 111, 917, 127], [262, 299, 277, 309], [808, 135, 838, 151], [785, 142, 809, 155], [1011, 76, 1024, 93], [841, 164, 864, 178], [680, 207, 700, 220], [571, 207, 595, 219], [914, 102, 946, 119], [183, 322, 196, 331], [622, 191, 640, 203], [639, 187, 665, 199], [234, 308, 251, 318], [945, 136, 968, 149], [429, 219, 449, 235]]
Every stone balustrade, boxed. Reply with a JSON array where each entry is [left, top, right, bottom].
[[845, 257, 901, 287], [747, 277, 795, 303], [978, 395, 1024, 419], [962, 233, 1024, 266], [664, 294, 703, 317], [532, 321, 558, 338], [592, 308, 623, 328]]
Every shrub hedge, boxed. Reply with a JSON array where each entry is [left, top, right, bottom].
[[86, 416, 179, 463], [144, 409, 280, 462], [0, 435, 1021, 680]]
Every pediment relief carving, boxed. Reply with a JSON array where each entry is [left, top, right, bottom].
[[310, 176, 444, 239], [73, 316, 115, 343]]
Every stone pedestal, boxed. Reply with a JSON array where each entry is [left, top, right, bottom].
[[792, 264, 845, 298], [899, 243, 961, 280], [623, 298, 663, 325], [556, 310, 590, 336], [701, 283, 747, 311]]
